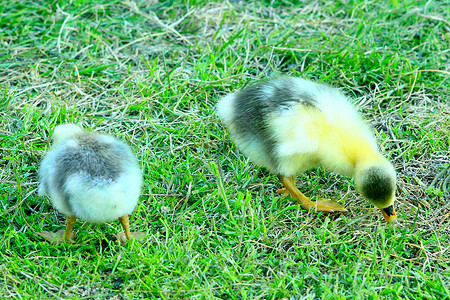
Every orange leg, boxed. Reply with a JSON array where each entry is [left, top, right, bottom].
[[38, 216, 77, 243], [278, 175, 346, 212], [64, 216, 77, 242], [118, 215, 132, 241]]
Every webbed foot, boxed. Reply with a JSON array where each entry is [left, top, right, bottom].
[[278, 175, 347, 214], [313, 198, 347, 212], [37, 229, 76, 244], [115, 231, 145, 245]]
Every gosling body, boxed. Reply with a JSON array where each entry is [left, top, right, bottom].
[[217, 77, 396, 221], [38, 124, 143, 242]]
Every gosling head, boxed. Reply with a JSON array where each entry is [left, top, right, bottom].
[[52, 124, 83, 145], [355, 162, 397, 222]]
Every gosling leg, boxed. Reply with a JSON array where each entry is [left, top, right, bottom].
[[64, 216, 77, 243], [118, 215, 132, 241], [278, 175, 346, 212]]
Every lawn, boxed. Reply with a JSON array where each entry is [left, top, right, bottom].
[[1, 0, 449, 298]]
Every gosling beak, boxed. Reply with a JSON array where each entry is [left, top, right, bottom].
[[380, 205, 397, 223]]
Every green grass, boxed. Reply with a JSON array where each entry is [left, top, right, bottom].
[[1, 0, 449, 298]]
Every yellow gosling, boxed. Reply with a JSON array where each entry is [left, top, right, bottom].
[[217, 76, 397, 222]]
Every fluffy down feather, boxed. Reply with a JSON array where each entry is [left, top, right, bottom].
[[217, 76, 397, 221], [39, 124, 142, 224]]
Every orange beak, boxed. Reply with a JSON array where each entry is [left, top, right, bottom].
[[380, 205, 397, 223]]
